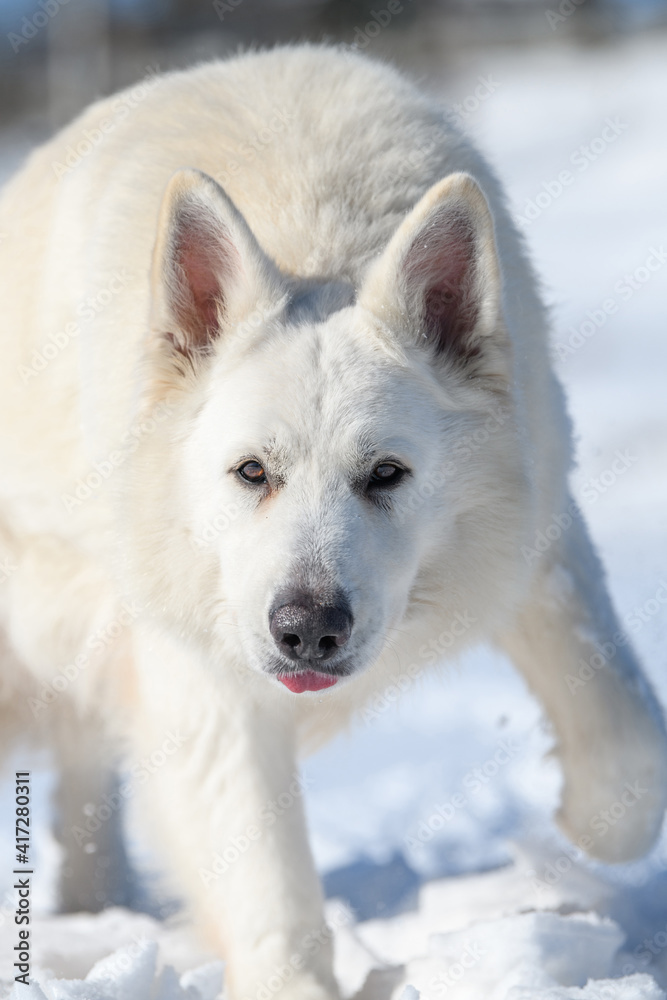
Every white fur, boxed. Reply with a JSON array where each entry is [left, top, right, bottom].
[[0, 45, 665, 1000]]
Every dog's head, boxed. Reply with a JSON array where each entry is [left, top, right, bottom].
[[125, 169, 529, 693]]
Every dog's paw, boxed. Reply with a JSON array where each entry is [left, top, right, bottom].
[[231, 968, 340, 1000], [271, 982, 340, 1000], [556, 687, 667, 863]]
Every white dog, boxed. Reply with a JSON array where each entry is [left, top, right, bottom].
[[0, 44, 665, 1000]]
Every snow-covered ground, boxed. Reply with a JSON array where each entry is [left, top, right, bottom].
[[1, 29, 667, 1000]]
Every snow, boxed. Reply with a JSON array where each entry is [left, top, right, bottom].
[[1, 28, 667, 1000], [3, 880, 667, 999], [5, 939, 223, 999]]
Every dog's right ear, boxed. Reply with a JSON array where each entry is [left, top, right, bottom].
[[150, 169, 285, 360]]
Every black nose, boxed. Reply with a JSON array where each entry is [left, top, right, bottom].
[[269, 597, 352, 661]]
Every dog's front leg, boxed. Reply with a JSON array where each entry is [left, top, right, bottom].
[[130, 626, 339, 1000], [497, 502, 667, 862]]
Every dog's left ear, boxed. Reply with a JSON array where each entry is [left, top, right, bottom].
[[359, 173, 507, 376], [150, 168, 285, 359]]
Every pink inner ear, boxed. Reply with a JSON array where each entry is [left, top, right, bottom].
[[171, 208, 242, 352], [405, 210, 479, 360], [179, 238, 224, 341]]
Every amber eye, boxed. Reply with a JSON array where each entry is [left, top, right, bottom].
[[368, 463, 405, 488], [237, 460, 267, 484]]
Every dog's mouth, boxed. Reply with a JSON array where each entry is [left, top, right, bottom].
[[269, 657, 354, 694], [277, 669, 340, 693]]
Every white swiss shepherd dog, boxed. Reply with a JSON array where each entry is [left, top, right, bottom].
[[0, 44, 665, 1000]]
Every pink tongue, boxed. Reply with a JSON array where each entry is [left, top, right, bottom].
[[279, 671, 338, 693]]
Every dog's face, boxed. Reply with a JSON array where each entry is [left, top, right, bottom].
[[184, 309, 457, 690], [131, 169, 528, 692]]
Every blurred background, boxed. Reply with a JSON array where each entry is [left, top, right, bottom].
[[0, 0, 666, 132], [1, 0, 667, 992]]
